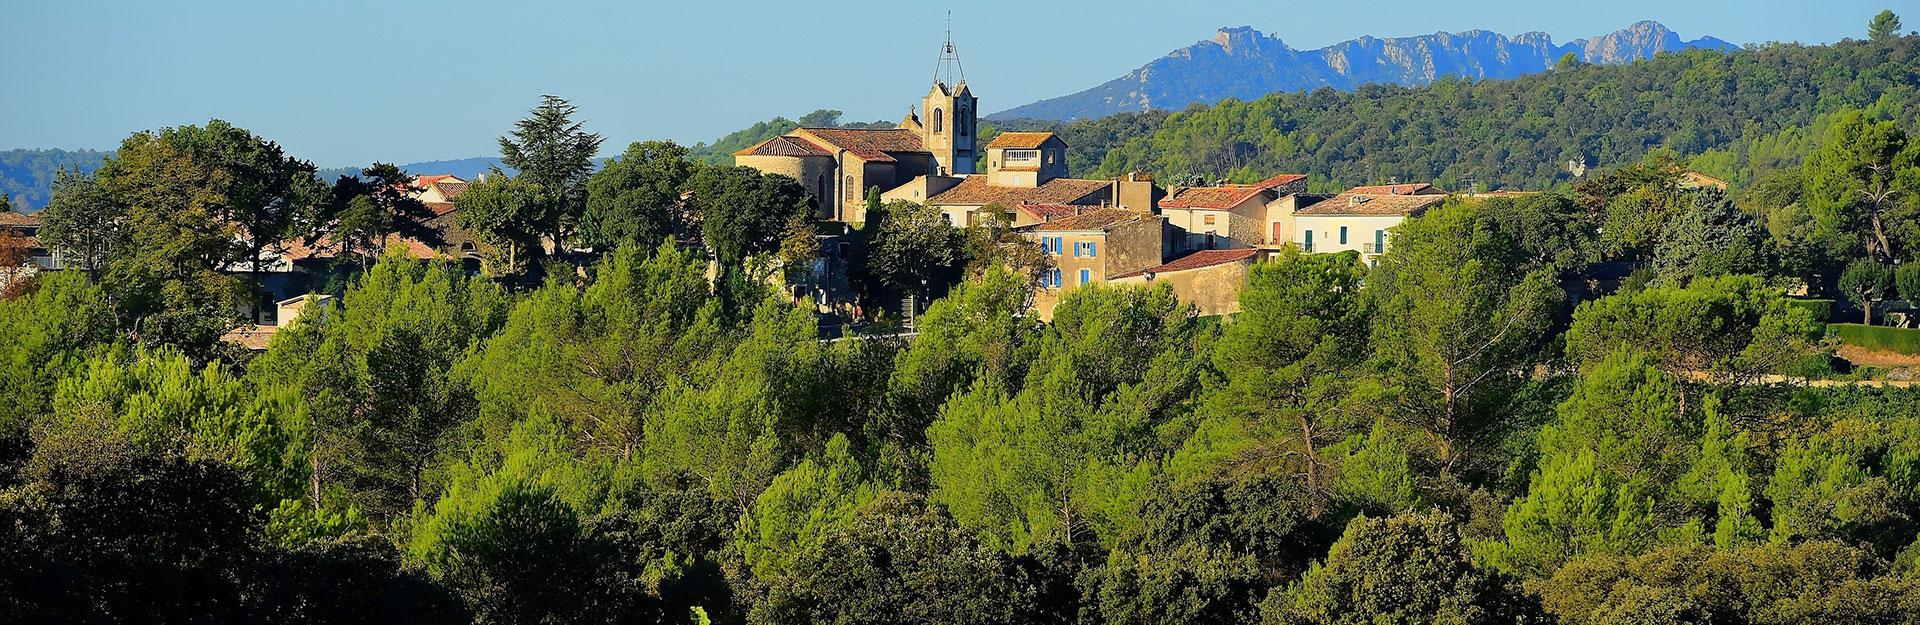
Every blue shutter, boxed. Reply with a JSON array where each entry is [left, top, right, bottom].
[[1339, 226, 1348, 245], [1375, 229, 1385, 252], [1089, 242, 1098, 257], [1079, 269, 1091, 285]]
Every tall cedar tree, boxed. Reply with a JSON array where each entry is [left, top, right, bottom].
[[498, 95, 603, 251]]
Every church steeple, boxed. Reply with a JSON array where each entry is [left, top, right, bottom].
[[932, 12, 966, 91], [921, 13, 977, 175]]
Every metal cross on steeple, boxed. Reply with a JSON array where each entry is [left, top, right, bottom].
[[932, 11, 966, 87]]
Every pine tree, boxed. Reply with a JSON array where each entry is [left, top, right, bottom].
[[1868, 10, 1902, 41]]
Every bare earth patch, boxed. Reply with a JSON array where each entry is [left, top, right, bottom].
[[1836, 344, 1920, 369]]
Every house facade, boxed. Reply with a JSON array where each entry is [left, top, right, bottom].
[[1157, 174, 1308, 253], [1024, 208, 1165, 318], [1109, 248, 1261, 317], [1292, 183, 1446, 264]]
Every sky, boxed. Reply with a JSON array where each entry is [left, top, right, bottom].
[[2, 0, 1909, 167]]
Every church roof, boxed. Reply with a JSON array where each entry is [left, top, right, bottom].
[[928, 176, 1112, 207], [733, 135, 832, 158], [796, 128, 929, 162], [987, 132, 1058, 149]]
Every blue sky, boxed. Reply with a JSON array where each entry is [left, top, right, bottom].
[[3, 0, 1907, 167]]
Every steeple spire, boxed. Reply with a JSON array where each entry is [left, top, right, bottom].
[[932, 11, 966, 88]]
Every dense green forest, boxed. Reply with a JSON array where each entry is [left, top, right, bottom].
[[986, 34, 1920, 192], [6, 15, 1920, 625]]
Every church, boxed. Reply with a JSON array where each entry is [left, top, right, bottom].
[[732, 32, 979, 224]]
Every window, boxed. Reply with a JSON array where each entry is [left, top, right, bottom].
[[1087, 241, 1097, 257], [1043, 236, 1063, 255], [1303, 230, 1314, 252], [1004, 149, 1040, 164], [1079, 269, 1091, 285], [1046, 151, 1055, 165], [1203, 214, 1217, 225], [1045, 268, 1061, 288], [1339, 226, 1348, 245], [845, 175, 856, 201], [1374, 229, 1386, 253], [934, 108, 944, 134]]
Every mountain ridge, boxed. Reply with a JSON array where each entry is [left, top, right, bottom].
[[990, 20, 1737, 121]]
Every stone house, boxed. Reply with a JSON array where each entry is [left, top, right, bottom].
[[1109, 248, 1261, 317], [1157, 174, 1309, 253]]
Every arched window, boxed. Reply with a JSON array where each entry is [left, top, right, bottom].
[[933, 108, 944, 134], [845, 175, 856, 201]]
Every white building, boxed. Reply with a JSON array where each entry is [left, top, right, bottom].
[[1292, 183, 1446, 265]]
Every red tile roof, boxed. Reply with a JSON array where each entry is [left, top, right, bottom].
[[929, 176, 1112, 207], [426, 182, 469, 204], [733, 135, 832, 157], [1159, 185, 1271, 210], [796, 128, 929, 162], [1296, 190, 1446, 216], [415, 174, 462, 187], [0, 212, 40, 228], [1159, 173, 1309, 210], [1016, 202, 1083, 221], [987, 132, 1058, 149], [1253, 173, 1309, 189], [1031, 208, 1144, 232], [1112, 248, 1260, 280], [1345, 183, 1438, 196]]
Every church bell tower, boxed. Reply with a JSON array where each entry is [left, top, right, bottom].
[[920, 19, 977, 175]]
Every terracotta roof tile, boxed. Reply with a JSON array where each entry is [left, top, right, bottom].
[[1032, 208, 1144, 232], [987, 132, 1058, 149], [1159, 173, 1309, 210], [796, 128, 929, 162], [1253, 173, 1309, 189], [1345, 183, 1438, 196], [433, 181, 468, 199], [1296, 190, 1446, 216], [1016, 202, 1083, 221], [929, 176, 1111, 207], [1112, 248, 1259, 280], [0, 212, 40, 228], [733, 135, 832, 157], [1159, 185, 1271, 210]]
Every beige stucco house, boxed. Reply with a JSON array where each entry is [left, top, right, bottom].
[[1293, 183, 1446, 265], [1024, 208, 1165, 319]]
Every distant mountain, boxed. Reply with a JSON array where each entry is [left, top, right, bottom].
[[990, 20, 1738, 121]]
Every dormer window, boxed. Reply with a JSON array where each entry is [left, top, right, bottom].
[[1004, 149, 1040, 166]]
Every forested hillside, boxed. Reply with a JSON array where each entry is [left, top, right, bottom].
[[0, 149, 108, 209], [5, 16, 1920, 625], [995, 34, 1920, 192]]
